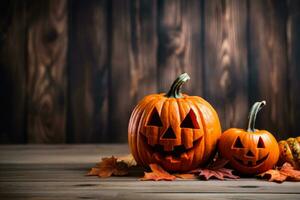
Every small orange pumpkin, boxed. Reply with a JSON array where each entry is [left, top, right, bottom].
[[128, 73, 221, 172], [278, 137, 300, 169], [218, 101, 279, 175]]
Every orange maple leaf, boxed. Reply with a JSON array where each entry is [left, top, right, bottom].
[[259, 162, 300, 183], [141, 164, 176, 181], [87, 156, 129, 178]]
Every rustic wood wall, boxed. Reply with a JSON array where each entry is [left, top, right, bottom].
[[0, 0, 299, 143]]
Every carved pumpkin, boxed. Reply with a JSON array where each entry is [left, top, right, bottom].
[[278, 137, 300, 169], [128, 73, 221, 172], [218, 101, 279, 175]]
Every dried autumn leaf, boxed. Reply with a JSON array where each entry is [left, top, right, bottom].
[[259, 162, 300, 183], [98, 157, 118, 177], [113, 161, 129, 176], [199, 169, 224, 180], [87, 156, 129, 178], [117, 154, 137, 167], [141, 163, 176, 181], [87, 167, 100, 176], [259, 169, 287, 182], [280, 162, 300, 181], [217, 168, 240, 179], [198, 168, 239, 180], [189, 157, 239, 180]]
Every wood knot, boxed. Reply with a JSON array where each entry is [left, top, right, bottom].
[[44, 28, 58, 43], [160, 29, 185, 56]]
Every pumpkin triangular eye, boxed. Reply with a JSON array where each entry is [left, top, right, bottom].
[[180, 109, 200, 129], [257, 137, 265, 148], [233, 136, 244, 148], [147, 108, 163, 127]]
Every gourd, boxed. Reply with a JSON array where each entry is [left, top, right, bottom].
[[278, 137, 300, 169]]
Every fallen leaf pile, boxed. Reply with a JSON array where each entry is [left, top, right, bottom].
[[88, 154, 239, 180], [258, 162, 300, 183], [87, 155, 136, 178], [140, 157, 239, 181], [188, 157, 239, 180], [141, 164, 176, 181]]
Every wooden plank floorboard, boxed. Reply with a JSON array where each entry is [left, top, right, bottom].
[[0, 145, 299, 200], [0, 144, 129, 164], [1, 180, 300, 194], [0, 193, 299, 200]]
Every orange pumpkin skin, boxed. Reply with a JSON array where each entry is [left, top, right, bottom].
[[218, 128, 279, 175], [218, 101, 279, 175], [128, 73, 221, 172]]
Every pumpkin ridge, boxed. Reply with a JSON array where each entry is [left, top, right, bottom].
[[178, 99, 195, 168], [177, 99, 191, 149], [175, 98, 183, 130], [136, 96, 162, 166], [168, 98, 181, 146], [185, 98, 207, 167], [132, 100, 151, 166], [129, 96, 154, 164], [159, 97, 169, 141]]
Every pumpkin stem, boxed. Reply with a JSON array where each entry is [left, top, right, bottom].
[[247, 100, 266, 132], [166, 73, 190, 98]]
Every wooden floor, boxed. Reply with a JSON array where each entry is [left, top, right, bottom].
[[0, 145, 299, 200]]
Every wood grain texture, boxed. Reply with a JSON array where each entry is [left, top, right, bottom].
[[157, 0, 203, 95], [287, 0, 300, 137], [204, 0, 248, 131], [109, 0, 157, 142], [157, 0, 182, 92], [1, 0, 300, 143], [27, 0, 68, 143], [0, 0, 27, 143], [68, 0, 109, 143], [130, 0, 158, 100], [109, 0, 133, 142], [0, 193, 299, 200], [248, 0, 289, 139], [0, 145, 300, 200]]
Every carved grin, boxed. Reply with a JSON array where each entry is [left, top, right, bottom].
[[233, 153, 269, 167], [140, 134, 202, 163]]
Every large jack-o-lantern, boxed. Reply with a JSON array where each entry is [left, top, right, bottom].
[[128, 73, 221, 172], [218, 101, 279, 175]]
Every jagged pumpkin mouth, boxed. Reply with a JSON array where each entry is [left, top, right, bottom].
[[140, 134, 202, 162], [233, 153, 269, 167]]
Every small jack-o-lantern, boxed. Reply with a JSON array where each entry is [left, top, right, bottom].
[[128, 73, 221, 172], [218, 101, 279, 175]]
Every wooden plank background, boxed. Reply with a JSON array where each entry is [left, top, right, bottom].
[[0, 0, 299, 143]]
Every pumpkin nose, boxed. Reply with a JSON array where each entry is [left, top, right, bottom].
[[161, 127, 176, 139], [246, 150, 255, 157]]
